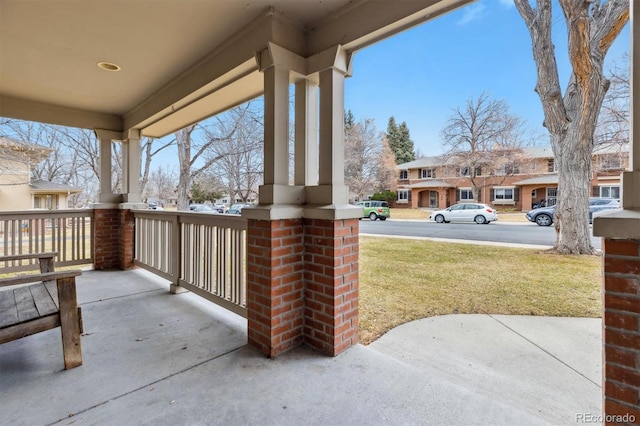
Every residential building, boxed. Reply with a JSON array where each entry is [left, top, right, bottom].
[[396, 145, 629, 211], [0, 137, 81, 211]]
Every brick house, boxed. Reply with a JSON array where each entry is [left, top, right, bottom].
[[396, 145, 629, 211], [0, 137, 81, 211]]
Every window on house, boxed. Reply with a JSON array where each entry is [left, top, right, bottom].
[[496, 162, 519, 175], [547, 159, 556, 172], [600, 185, 620, 199], [459, 167, 471, 177], [493, 187, 514, 201], [397, 190, 409, 202], [420, 168, 435, 179], [399, 170, 408, 180], [600, 155, 622, 170], [459, 188, 473, 200]]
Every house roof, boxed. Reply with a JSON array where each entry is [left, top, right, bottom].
[[0, 137, 52, 164], [512, 174, 559, 186], [397, 144, 630, 170], [0, 0, 472, 138], [30, 179, 82, 194]]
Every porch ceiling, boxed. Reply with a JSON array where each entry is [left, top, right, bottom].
[[0, 0, 472, 138]]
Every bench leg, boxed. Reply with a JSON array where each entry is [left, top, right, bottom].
[[57, 277, 83, 369]]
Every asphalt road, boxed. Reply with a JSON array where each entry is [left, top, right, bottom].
[[359, 219, 603, 250]]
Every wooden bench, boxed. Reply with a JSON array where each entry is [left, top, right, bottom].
[[0, 253, 83, 369]]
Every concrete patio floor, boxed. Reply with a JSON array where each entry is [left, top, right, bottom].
[[1, 268, 602, 426]]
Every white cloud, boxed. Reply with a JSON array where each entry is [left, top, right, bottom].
[[457, 3, 487, 26]]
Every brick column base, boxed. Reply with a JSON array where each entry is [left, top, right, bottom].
[[93, 208, 135, 270], [247, 219, 305, 357], [303, 218, 359, 356], [602, 238, 640, 424], [246, 218, 359, 357]]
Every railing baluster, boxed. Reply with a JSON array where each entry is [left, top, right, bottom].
[[132, 210, 247, 317]]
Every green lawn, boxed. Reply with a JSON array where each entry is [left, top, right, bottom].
[[358, 236, 601, 344]]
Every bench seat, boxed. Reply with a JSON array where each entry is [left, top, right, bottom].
[[0, 254, 83, 369]]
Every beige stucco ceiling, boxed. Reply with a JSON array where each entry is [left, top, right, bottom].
[[0, 0, 472, 138]]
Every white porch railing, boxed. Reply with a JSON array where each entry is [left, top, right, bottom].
[[0, 209, 94, 272], [133, 211, 248, 318]]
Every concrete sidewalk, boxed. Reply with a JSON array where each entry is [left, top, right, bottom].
[[0, 269, 601, 426]]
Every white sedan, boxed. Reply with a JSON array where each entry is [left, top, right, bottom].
[[430, 203, 498, 225]]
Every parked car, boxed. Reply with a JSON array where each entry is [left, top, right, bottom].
[[213, 203, 226, 213], [429, 203, 498, 224], [226, 203, 252, 215], [356, 200, 390, 221], [189, 204, 215, 213], [525, 197, 620, 226]]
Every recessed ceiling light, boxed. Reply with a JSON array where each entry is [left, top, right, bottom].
[[97, 61, 121, 72]]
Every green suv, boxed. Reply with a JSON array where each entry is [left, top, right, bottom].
[[356, 200, 390, 221]]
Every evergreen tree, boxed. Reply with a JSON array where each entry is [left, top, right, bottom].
[[345, 109, 355, 130], [386, 117, 415, 164]]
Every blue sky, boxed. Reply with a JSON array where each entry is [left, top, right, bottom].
[[344, 0, 630, 156]]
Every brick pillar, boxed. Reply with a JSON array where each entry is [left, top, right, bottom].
[[93, 208, 135, 270], [246, 219, 305, 357], [602, 238, 640, 424], [120, 209, 135, 269], [303, 218, 359, 356]]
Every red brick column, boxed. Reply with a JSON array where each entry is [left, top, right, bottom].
[[602, 238, 640, 424], [120, 209, 135, 269], [303, 218, 359, 356], [93, 208, 135, 270], [246, 219, 305, 357]]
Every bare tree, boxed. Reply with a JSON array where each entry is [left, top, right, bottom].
[[440, 93, 528, 202], [514, 0, 628, 254], [174, 104, 254, 210], [203, 104, 263, 204], [345, 118, 397, 200], [596, 53, 629, 149], [140, 137, 174, 195], [143, 165, 177, 205]]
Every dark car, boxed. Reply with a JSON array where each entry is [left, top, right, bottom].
[[525, 197, 620, 226]]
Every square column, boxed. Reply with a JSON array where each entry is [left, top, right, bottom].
[[246, 44, 362, 358], [95, 129, 121, 204], [122, 129, 142, 203]]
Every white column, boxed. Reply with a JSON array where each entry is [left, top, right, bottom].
[[123, 129, 141, 203], [95, 129, 121, 204], [318, 67, 345, 188], [263, 64, 290, 188], [245, 45, 306, 220], [295, 79, 318, 186]]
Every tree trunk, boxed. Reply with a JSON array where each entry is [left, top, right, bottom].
[[552, 128, 593, 254]]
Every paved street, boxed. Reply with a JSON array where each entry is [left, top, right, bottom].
[[359, 219, 603, 250]]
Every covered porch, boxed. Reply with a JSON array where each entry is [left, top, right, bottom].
[[1, 0, 640, 421], [1, 268, 601, 425]]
